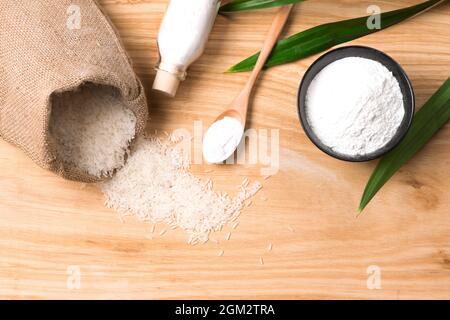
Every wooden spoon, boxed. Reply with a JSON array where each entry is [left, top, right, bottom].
[[203, 5, 294, 163]]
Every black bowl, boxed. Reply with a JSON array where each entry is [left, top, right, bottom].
[[297, 46, 415, 162]]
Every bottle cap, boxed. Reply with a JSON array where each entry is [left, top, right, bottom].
[[152, 69, 181, 98]]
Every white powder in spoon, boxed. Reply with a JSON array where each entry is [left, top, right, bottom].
[[203, 116, 244, 163], [305, 57, 404, 157]]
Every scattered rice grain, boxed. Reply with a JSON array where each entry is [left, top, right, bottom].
[[101, 135, 263, 244]]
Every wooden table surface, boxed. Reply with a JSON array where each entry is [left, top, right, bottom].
[[1, 0, 449, 299]]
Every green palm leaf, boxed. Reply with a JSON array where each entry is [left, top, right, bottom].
[[227, 0, 447, 72], [359, 77, 450, 212], [220, 0, 305, 12]]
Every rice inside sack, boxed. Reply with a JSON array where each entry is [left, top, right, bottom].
[[49, 84, 137, 178]]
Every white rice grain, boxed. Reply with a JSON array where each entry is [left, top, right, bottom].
[[50, 84, 136, 177], [101, 136, 263, 245]]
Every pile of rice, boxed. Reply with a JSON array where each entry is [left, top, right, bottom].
[[50, 87, 261, 243], [101, 135, 262, 244], [49, 84, 136, 177]]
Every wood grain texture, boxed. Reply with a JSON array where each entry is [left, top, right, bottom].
[[1, 0, 449, 299]]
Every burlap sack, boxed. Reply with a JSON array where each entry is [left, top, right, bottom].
[[0, 0, 148, 182]]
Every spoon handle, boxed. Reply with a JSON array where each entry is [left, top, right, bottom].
[[246, 4, 294, 91], [233, 5, 294, 114]]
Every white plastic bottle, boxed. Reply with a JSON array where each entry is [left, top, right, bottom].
[[152, 0, 221, 97]]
